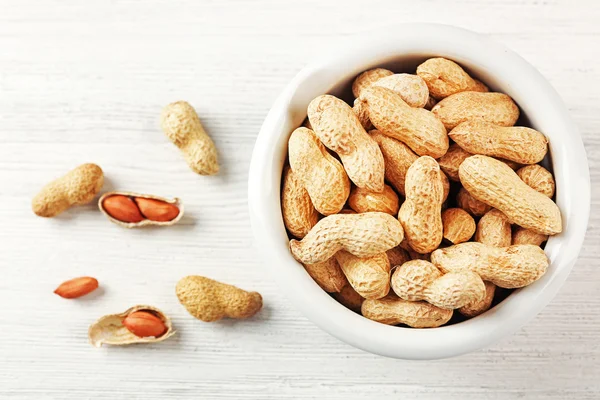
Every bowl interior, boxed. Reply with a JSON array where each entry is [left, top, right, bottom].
[[248, 24, 590, 359]]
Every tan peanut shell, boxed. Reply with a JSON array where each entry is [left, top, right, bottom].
[[98, 192, 183, 228], [391, 260, 485, 309], [362, 86, 449, 158], [459, 281, 496, 318], [475, 209, 511, 247], [442, 208, 476, 244], [32, 163, 104, 217], [308, 95, 385, 192], [372, 73, 429, 108], [370, 130, 417, 195], [335, 251, 390, 300], [437, 143, 472, 181], [432, 92, 519, 130], [160, 101, 219, 175], [88, 305, 175, 347], [353, 98, 373, 130], [417, 57, 488, 99], [517, 165, 555, 198], [348, 184, 400, 215], [176, 276, 262, 322], [288, 127, 350, 215], [398, 157, 444, 254], [289, 212, 404, 265], [332, 285, 364, 313], [386, 246, 411, 268], [361, 295, 453, 328], [449, 120, 548, 164], [512, 227, 548, 246], [459, 155, 562, 235], [303, 258, 347, 293], [281, 166, 319, 238], [456, 187, 492, 217], [431, 242, 549, 289], [352, 68, 394, 97]]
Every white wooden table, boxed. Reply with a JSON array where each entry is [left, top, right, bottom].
[[1, 1, 599, 398]]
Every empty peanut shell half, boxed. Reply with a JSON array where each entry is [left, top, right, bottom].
[[98, 191, 183, 228], [88, 305, 175, 347]]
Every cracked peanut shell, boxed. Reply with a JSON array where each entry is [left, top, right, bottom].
[[99, 191, 183, 228]]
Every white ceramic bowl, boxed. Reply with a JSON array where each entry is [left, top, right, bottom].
[[248, 24, 590, 359]]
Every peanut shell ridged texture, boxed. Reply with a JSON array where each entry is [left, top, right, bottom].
[[370, 130, 417, 196], [352, 98, 373, 131], [398, 157, 444, 254], [431, 242, 549, 289], [475, 209, 512, 247], [289, 212, 404, 265], [348, 184, 400, 215], [437, 143, 472, 181], [372, 73, 429, 108], [459, 281, 496, 318], [288, 127, 350, 215], [32, 163, 104, 217], [459, 155, 562, 235], [391, 260, 485, 309], [362, 86, 449, 158], [88, 305, 175, 347], [352, 68, 394, 97], [176, 276, 262, 322], [449, 120, 548, 164], [281, 166, 319, 238], [517, 165, 555, 198], [456, 187, 492, 217], [512, 227, 548, 246], [303, 258, 346, 293], [432, 92, 519, 130], [417, 57, 488, 99], [332, 285, 364, 313], [442, 208, 476, 244], [160, 101, 219, 175], [308, 95, 385, 192], [386, 246, 411, 268], [335, 251, 390, 300], [361, 295, 453, 328]]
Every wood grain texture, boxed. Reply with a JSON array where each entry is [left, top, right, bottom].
[[1, 0, 599, 398]]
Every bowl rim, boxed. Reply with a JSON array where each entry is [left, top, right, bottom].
[[248, 23, 591, 360]]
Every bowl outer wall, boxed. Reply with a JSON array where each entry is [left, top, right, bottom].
[[248, 23, 591, 360]]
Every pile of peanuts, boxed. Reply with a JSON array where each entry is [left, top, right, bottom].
[[282, 58, 561, 328]]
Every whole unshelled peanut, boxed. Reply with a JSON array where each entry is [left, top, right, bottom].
[[432, 92, 519, 130], [459, 281, 496, 318], [32, 163, 104, 217], [449, 120, 548, 164], [370, 130, 417, 195], [417, 57, 488, 99], [160, 101, 219, 175], [352, 68, 394, 97], [332, 284, 364, 313], [398, 156, 444, 254], [391, 260, 485, 309], [456, 187, 492, 217], [348, 184, 399, 215], [442, 208, 476, 244], [281, 166, 319, 238], [289, 212, 404, 265], [308, 95, 385, 192], [459, 155, 562, 235], [516, 165, 555, 198], [335, 251, 390, 299], [431, 242, 549, 289], [361, 86, 449, 158], [303, 257, 346, 293], [288, 127, 350, 215], [372, 74, 430, 108], [475, 209, 512, 247], [512, 227, 549, 246], [361, 295, 453, 328]]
